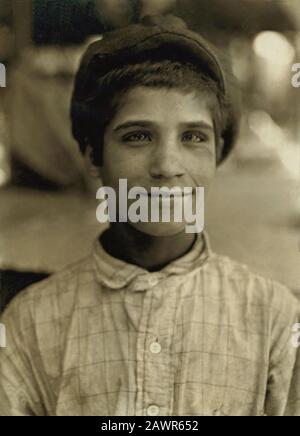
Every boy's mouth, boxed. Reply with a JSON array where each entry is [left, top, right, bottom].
[[139, 188, 195, 198]]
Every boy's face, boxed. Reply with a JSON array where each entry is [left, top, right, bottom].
[[96, 86, 217, 237]]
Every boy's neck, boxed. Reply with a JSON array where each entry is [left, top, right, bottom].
[[100, 223, 198, 272]]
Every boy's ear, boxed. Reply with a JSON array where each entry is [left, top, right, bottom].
[[84, 146, 102, 178]]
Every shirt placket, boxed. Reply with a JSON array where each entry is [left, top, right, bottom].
[[134, 277, 177, 416]]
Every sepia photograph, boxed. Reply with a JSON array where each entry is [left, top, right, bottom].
[[0, 0, 299, 418]]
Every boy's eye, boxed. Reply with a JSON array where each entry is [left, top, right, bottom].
[[122, 131, 152, 143], [182, 131, 207, 144]]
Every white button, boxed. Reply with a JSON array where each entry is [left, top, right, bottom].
[[149, 342, 162, 354], [147, 405, 160, 416]]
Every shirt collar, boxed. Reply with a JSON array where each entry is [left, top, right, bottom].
[[92, 231, 212, 292]]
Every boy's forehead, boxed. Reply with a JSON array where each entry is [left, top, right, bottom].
[[111, 86, 214, 127]]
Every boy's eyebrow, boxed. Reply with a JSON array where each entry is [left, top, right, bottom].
[[183, 121, 214, 131], [113, 121, 155, 132], [113, 120, 214, 132]]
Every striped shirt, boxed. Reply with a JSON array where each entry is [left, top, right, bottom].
[[0, 232, 299, 416]]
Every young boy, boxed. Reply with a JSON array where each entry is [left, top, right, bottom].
[[0, 15, 299, 416]]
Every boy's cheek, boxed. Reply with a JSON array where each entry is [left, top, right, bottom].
[[189, 162, 217, 190], [100, 162, 144, 190], [102, 154, 148, 184]]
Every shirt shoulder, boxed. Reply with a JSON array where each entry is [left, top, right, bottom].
[[0, 254, 95, 334], [205, 253, 300, 367], [205, 252, 299, 316]]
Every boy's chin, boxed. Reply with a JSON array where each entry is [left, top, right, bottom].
[[128, 221, 188, 237]]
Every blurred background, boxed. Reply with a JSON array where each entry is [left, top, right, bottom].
[[0, 0, 300, 311]]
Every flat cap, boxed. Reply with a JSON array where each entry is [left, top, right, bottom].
[[71, 15, 240, 163]]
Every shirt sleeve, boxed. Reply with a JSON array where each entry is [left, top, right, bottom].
[[0, 297, 44, 416], [264, 282, 300, 416]]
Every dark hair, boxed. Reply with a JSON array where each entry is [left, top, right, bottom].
[[71, 59, 229, 166]]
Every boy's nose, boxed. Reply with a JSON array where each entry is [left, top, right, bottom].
[[150, 146, 185, 180]]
